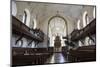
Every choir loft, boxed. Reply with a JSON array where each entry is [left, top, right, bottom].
[[11, 0, 96, 66]]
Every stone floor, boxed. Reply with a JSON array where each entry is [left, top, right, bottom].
[[45, 53, 68, 64]]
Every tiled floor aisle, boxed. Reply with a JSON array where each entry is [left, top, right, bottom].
[[46, 53, 68, 64]]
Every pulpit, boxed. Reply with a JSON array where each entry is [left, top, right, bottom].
[[54, 35, 61, 52]]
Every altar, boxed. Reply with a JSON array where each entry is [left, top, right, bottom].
[[54, 35, 62, 52]]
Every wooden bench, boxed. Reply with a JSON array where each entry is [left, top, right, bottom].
[[68, 45, 96, 62], [12, 47, 53, 66]]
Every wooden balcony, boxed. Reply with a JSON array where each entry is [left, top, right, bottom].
[[12, 16, 43, 42], [71, 18, 96, 41]]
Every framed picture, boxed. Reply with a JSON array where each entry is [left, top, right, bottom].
[[11, 0, 96, 66]]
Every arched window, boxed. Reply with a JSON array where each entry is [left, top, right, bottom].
[[22, 9, 30, 27], [23, 11, 27, 24], [31, 41, 35, 48], [77, 19, 81, 30], [12, 0, 17, 16], [85, 37, 90, 46], [32, 18, 37, 29], [83, 11, 89, 27], [93, 7, 96, 18], [16, 40, 23, 47], [85, 14, 89, 24], [78, 41, 83, 46]]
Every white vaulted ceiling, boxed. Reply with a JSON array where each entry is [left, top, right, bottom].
[[16, 1, 84, 24]]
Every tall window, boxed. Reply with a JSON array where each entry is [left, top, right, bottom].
[[22, 9, 30, 27], [83, 11, 89, 27], [77, 19, 80, 30], [33, 18, 37, 29], [93, 7, 96, 18], [18, 40, 23, 47], [85, 14, 89, 24], [12, 0, 17, 16], [85, 37, 89, 46], [23, 11, 27, 24]]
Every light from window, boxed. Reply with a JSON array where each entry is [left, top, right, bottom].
[[22, 9, 30, 27], [23, 11, 27, 24], [33, 18, 37, 29], [93, 7, 96, 18], [77, 19, 80, 30], [83, 11, 89, 27]]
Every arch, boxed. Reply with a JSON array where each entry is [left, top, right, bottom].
[[23, 11, 27, 24], [22, 8, 30, 27], [93, 7, 96, 18], [16, 40, 23, 47], [47, 15, 68, 47], [83, 11, 89, 27], [78, 40, 83, 46], [31, 41, 35, 48], [32, 17, 37, 29], [12, 0, 17, 16], [85, 14, 89, 24], [85, 37, 90, 46], [48, 15, 68, 35], [77, 19, 81, 30]]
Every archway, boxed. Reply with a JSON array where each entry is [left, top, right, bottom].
[[22, 8, 30, 27], [83, 11, 89, 27], [77, 19, 81, 30], [47, 15, 68, 52]]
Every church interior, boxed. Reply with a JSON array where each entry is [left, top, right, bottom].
[[11, 0, 96, 66]]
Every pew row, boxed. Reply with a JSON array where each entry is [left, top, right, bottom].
[[62, 45, 96, 62], [12, 47, 53, 66]]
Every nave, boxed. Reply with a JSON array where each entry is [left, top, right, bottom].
[[12, 15, 96, 66], [45, 53, 68, 64], [12, 45, 96, 66], [12, 1, 96, 66]]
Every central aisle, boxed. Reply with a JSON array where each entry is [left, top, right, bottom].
[[45, 53, 68, 64]]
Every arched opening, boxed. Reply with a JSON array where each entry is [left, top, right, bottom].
[[47, 15, 68, 52], [93, 7, 96, 18], [77, 19, 81, 30], [17, 40, 23, 47], [85, 14, 89, 24], [83, 11, 89, 27], [23, 11, 27, 24], [22, 9, 30, 27], [32, 18, 37, 29], [12, 0, 17, 16], [78, 40, 83, 46], [85, 37, 90, 46]]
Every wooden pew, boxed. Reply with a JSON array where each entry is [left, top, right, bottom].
[[68, 45, 96, 62], [48, 47, 54, 53], [13, 53, 52, 65], [12, 47, 53, 66]]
